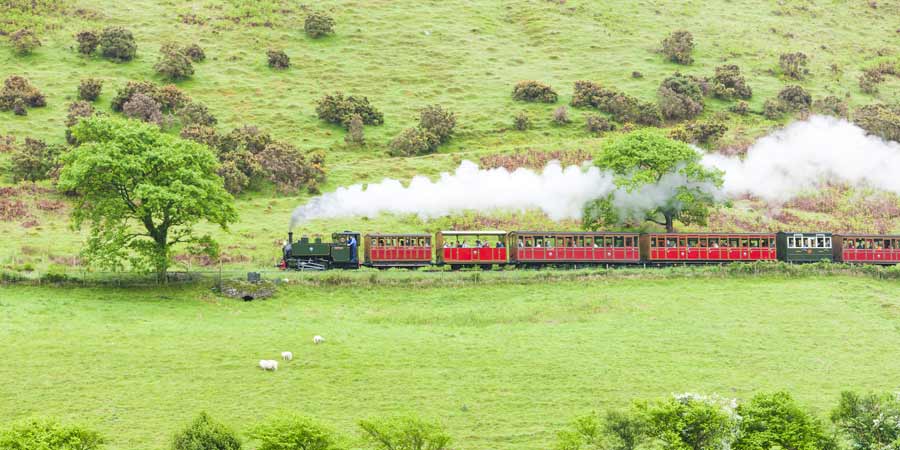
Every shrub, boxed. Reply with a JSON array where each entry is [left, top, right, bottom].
[[183, 43, 205, 62], [344, 113, 365, 145], [111, 81, 158, 111], [711, 64, 752, 100], [553, 105, 571, 125], [258, 142, 327, 194], [777, 85, 812, 111], [512, 80, 559, 103], [853, 103, 900, 142], [657, 73, 704, 121], [571, 80, 605, 108], [315, 92, 384, 127], [669, 119, 727, 145], [859, 68, 884, 94], [0, 75, 46, 112], [122, 93, 163, 126], [12, 98, 27, 116], [813, 95, 848, 118], [660, 30, 694, 65], [734, 392, 836, 450], [639, 394, 737, 450], [418, 104, 456, 144], [180, 124, 220, 149], [779, 52, 809, 80], [218, 159, 251, 195], [585, 114, 613, 135], [388, 127, 438, 156], [157, 84, 191, 111], [155, 43, 195, 81], [250, 413, 343, 450], [304, 11, 335, 38], [0, 418, 104, 450], [555, 410, 647, 450], [763, 99, 784, 119], [11, 138, 62, 182], [65, 100, 97, 143], [513, 111, 532, 130], [178, 102, 217, 127], [359, 416, 451, 450], [78, 78, 103, 102], [831, 391, 900, 450], [729, 101, 750, 115], [9, 28, 41, 55], [631, 71, 643, 79], [221, 125, 272, 154], [172, 412, 241, 450], [634, 101, 663, 126], [266, 49, 290, 69], [75, 30, 100, 55], [99, 26, 137, 62]]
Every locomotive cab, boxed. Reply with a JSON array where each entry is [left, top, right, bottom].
[[281, 231, 360, 270]]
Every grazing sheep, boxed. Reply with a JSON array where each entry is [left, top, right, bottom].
[[281, 351, 293, 361], [313, 335, 325, 345], [259, 359, 278, 371]]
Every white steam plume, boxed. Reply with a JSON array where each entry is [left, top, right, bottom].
[[702, 115, 900, 202], [290, 161, 615, 229]]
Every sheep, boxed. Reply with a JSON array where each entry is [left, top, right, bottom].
[[259, 359, 278, 371], [313, 335, 325, 345], [281, 351, 293, 361]]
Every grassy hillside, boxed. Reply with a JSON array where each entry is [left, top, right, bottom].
[[3, 275, 900, 449], [1, 0, 899, 270]]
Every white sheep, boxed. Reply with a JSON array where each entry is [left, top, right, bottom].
[[313, 335, 325, 345], [259, 359, 278, 371], [281, 351, 293, 361]]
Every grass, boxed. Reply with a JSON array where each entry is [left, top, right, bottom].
[[3, 275, 900, 449]]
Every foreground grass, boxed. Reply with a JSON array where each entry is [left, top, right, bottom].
[[2, 276, 900, 449]]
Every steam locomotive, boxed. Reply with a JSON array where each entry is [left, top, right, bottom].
[[281, 230, 900, 270]]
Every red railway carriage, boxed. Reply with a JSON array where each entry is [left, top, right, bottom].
[[835, 235, 900, 264], [642, 233, 777, 262], [364, 233, 432, 267], [435, 231, 508, 267], [509, 231, 640, 265]]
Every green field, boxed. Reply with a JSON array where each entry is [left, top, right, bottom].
[[3, 275, 900, 449]]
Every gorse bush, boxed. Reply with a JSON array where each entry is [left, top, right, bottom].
[[180, 124, 220, 149], [155, 43, 195, 81], [763, 98, 784, 120], [512, 80, 559, 103], [172, 412, 241, 450], [0, 418, 105, 450], [853, 103, 900, 142], [99, 26, 137, 62], [513, 111, 532, 130], [711, 64, 752, 100], [658, 73, 704, 121], [305, 11, 335, 38], [388, 127, 438, 157], [183, 43, 205, 62], [344, 113, 365, 145], [10, 138, 62, 182], [660, 30, 694, 64], [859, 68, 884, 94], [570, 81, 661, 125], [78, 78, 103, 102], [65, 100, 97, 143], [9, 28, 41, 55], [315, 92, 384, 127], [553, 105, 571, 125], [779, 52, 809, 80], [585, 114, 613, 135], [258, 142, 326, 194], [571, 80, 605, 108], [250, 413, 344, 450], [359, 416, 452, 450], [266, 49, 290, 69], [729, 101, 750, 115], [813, 95, 848, 118], [122, 93, 164, 126], [418, 104, 456, 144], [777, 85, 812, 111], [111, 81, 190, 113], [75, 30, 100, 55], [178, 102, 217, 127], [0, 75, 45, 113]]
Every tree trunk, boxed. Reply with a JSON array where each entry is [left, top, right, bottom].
[[665, 213, 675, 233], [154, 230, 169, 284]]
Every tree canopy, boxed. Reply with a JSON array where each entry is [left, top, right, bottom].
[[58, 116, 236, 281], [583, 129, 722, 232]]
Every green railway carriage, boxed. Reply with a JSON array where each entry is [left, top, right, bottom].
[[776, 232, 833, 263]]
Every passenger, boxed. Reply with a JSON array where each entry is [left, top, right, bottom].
[[518, 239, 525, 247], [496, 241, 504, 248], [535, 241, 542, 248], [475, 240, 481, 248], [456, 241, 463, 248], [712, 241, 719, 248], [443, 241, 450, 248]]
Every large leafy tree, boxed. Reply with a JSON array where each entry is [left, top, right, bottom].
[[58, 117, 236, 281], [583, 129, 722, 232], [734, 392, 837, 450]]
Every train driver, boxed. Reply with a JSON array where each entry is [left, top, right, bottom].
[[348, 235, 358, 262]]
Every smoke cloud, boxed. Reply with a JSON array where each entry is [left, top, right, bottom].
[[702, 115, 900, 201]]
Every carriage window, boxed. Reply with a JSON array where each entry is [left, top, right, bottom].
[[688, 238, 698, 247], [677, 237, 686, 247], [729, 238, 739, 247], [595, 237, 604, 247], [749, 238, 759, 247], [824, 236, 832, 248], [740, 239, 748, 247], [615, 236, 624, 247]]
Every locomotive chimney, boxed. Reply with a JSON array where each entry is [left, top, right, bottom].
[[288, 231, 293, 245]]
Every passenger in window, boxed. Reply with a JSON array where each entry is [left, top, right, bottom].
[[518, 239, 524, 247], [496, 241, 504, 248], [711, 241, 719, 248], [443, 241, 450, 248]]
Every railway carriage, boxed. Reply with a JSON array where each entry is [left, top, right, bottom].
[[834, 234, 900, 264], [642, 233, 777, 263], [364, 233, 432, 268], [435, 231, 508, 269], [509, 231, 640, 266], [776, 232, 833, 263]]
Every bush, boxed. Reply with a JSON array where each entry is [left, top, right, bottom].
[[305, 11, 335, 38], [344, 113, 365, 145], [75, 30, 100, 55], [859, 68, 884, 94], [388, 127, 438, 156], [183, 43, 205, 62], [639, 394, 737, 450], [634, 101, 663, 126], [65, 100, 97, 143], [99, 26, 137, 62], [78, 78, 103, 102], [571, 80, 605, 108], [359, 416, 451, 450], [418, 104, 456, 144], [112, 81, 189, 113], [172, 412, 241, 450], [660, 30, 694, 64], [155, 44, 195, 81], [266, 49, 290, 69], [585, 114, 613, 135], [729, 101, 750, 115], [853, 103, 900, 142], [122, 93, 163, 126], [512, 80, 559, 103], [763, 99, 784, 120], [777, 85, 812, 111], [9, 28, 41, 55], [11, 138, 62, 182], [180, 124, 220, 149], [831, 391, 900, 450], [571, 81, 660, 125], [555, 410, 647, 450], [0, 418, 104, 450], [513, 111, 532, 130], [657, 73, 704, 121], [315, 92, 384, 127], [779, 52, 809, 80], [0, 75, 46, 112], [250, 413, 343, 450], [631, 71, 643, 79], [12, 98, 27, 116], [553, 105, 571, 125], [711, 64, 752, 100], [734, 392, 837, 450], [178, 102, 217, 127], [157, 84, 191, 111], [669, 119, 727, 145], [813, 95, 848, 118], [221, 125, 272, 154], [258, 142, 327, 194]]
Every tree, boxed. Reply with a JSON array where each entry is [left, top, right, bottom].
[[582, 129, 722, 232], [58, 117, 236, 282], [638, 394, 737, 450], [0, 418, 105, 450], [831, 391, 900, 450], [734, 392, 837, 450], [555, 410, 648, 450], [172, 412, 242, 450], [250, 413, 343, 450], [358, 416, 451, 450]]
